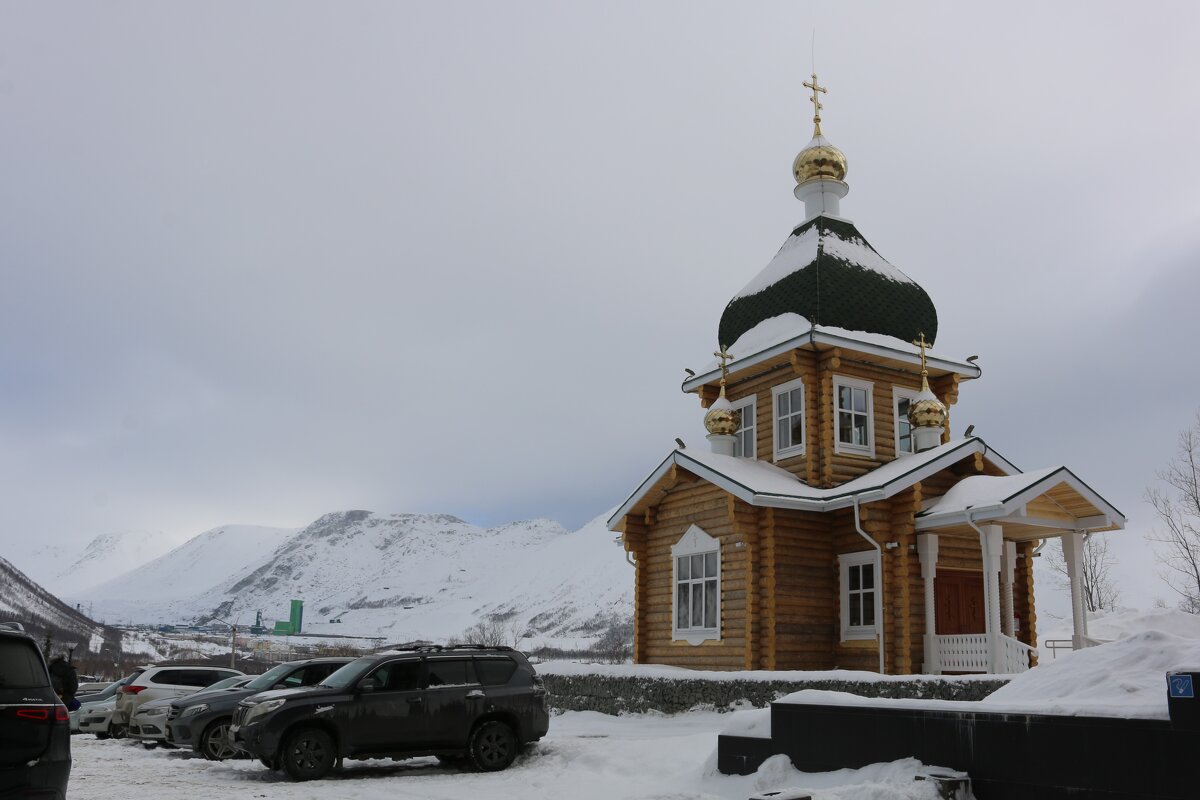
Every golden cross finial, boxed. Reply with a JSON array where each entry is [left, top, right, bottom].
[[912, 332, 930, 377], [803, 73, 827, 134], [713, 346, 734, 393]]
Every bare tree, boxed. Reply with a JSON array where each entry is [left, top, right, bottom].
[[1045, 534, 1121, 613], [1146, 412, 1200, 613]]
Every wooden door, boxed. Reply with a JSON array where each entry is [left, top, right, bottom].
[[935, 572, 985, 635]]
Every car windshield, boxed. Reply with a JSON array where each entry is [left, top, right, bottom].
[[318, 656, 377, 689], [194, 675, 246, 693], [244, 663, 297, 691]]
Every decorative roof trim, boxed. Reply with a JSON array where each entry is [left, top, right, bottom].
[[607, 438, 1018, 531], [681, 327, 980, 394]]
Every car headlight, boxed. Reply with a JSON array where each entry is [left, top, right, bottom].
[[144, 706, 169, 717], [244, 699, 286, 724], [180, 703, 209, 717]]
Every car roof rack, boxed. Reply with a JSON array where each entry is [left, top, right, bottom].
[[0, 622, 26, 632], [388, 644, 515, 654]]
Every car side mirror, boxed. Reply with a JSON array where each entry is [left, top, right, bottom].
[[356, 679, 375, 694]]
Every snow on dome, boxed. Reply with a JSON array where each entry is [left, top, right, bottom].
[[733, 225, 822, 301], [718, 216, 938, 350]]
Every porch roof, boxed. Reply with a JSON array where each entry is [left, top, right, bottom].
[[914, 467, 1125, 540], [607, 437, 1019, 530]]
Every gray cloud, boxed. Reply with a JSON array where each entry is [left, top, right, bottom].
[[1, 2, 1198, 614]]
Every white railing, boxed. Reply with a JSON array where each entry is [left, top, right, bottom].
[[934, 633, 1036, 674], [935, 634, 990, 673], [998, 634, 1037, 674]]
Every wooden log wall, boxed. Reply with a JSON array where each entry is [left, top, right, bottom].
[[717, 347, 957, 489], [635, 480, 748, 670], [619, 515, 649, 664], [769, 507, 835, 670], [1015, 540, 1038, 664]]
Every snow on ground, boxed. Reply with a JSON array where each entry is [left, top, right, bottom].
[[537, 660, 996, 684], [1039, 607, 1200, 644], [775, 627, 1200, 721], [69, 711, 945, 800]]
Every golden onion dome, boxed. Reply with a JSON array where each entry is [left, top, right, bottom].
[[908, 382, 948, 430], [793, 134, 848, 185], [704, 394, 739, 437]]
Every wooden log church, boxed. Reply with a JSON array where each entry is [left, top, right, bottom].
[[607, 77, 1124, 675]]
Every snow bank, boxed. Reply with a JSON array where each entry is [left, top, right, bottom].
[[537, 660, 996, 684], [777, 630, 1200, 720], [1040, 607, 1200, 644], [980, 629, 1200, 718]]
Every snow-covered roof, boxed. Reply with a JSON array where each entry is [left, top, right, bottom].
[[916, 467, 1125, 532], [717, 214, 939, 351], [682, 315, 979, 394], [607, 437, 1018, 529]]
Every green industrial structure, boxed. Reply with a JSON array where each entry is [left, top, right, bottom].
[[272, 599, 304, 635]]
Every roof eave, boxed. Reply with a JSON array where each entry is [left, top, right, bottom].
[[681, 328, 981, 394]]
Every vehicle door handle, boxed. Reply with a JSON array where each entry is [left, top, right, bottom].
[[467, 690, 485, 699], [408, 696, 424, 705]]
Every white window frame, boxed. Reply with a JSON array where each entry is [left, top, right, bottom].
[[893, 386, 919, 457], [731, 395, 756, 459], [671, 525, 721, 645], [833, 375, 875, 457], [771, 377, 806, 461], [839, 550, 880, 641]]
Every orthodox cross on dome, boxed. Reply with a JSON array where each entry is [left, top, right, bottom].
[[912, 332, 931, 377], [803, 73, 827, 134], [713, 346, 734, 393]]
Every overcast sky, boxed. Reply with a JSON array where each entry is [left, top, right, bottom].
[[2, 2, 1199, 610]]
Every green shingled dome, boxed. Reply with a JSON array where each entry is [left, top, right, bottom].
[[718, 215, 938, 350]]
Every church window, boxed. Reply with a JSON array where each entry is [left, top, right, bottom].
[[893, 387, 919, 456], [731, 396, 756, 458], [671, 525, 720, 644], [834, 376, 874, 456], [839, 550, 878, 641], [772, 378, 806, 460]]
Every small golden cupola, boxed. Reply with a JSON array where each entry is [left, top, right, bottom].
[[704, 346, 739, 455], [793, 73, 849, 221], [908, 332, 949, 453]]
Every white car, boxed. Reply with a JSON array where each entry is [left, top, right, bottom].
[[129, 697, 176, 748], [113, 665, 243, 734], [78, 699, 121, 738]]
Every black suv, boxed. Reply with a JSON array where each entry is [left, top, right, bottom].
[[0, 622, 70, 800], [165, 657, 352, 760], [231, 645, 550, 780]]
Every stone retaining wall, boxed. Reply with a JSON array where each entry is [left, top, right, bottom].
[[542, 672, 1008, 715]]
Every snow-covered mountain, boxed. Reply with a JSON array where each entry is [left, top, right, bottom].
[[0, 556, 122, 659], [12, 529, 181, 597], [76, 510, 632, 647], [73, 525, 299, 625]]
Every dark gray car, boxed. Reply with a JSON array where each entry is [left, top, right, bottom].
[[165, 657, 352, 760]]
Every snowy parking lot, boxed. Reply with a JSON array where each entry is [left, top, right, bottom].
[[70, 710, 942, 800]]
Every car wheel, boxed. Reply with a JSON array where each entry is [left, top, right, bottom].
[[110, 723, 128, 740], [200, 719, 237, 761], [95, 732, 110, 740], [142, 742, 157, 750], [281, 727, 336, 781], [467, 720, 518, 772]]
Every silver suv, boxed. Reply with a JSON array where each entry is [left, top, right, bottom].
[[114, 665, 242, 737]]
